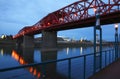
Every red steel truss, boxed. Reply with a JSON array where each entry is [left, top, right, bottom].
[[13, 0, 120, 39]]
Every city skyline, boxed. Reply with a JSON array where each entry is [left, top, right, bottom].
[[0, 0, 120, 41]]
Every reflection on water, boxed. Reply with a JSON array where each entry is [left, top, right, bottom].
[[0, 46, 114, 79], [12, 50, 41, 78], [80, 47, 83, 55], [96, 46, 100, 52], [0, 49, 4, 56], [66, 47, 69, 55]]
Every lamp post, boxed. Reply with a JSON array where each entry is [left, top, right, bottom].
[[93, 7, 102, 72], [94, 8, 102, 54], [114, 23, 119, 59]]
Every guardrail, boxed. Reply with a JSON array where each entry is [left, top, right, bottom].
[[0, 48, 119, 79]]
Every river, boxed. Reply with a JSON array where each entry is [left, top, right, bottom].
[[0, 46, 115, 79]]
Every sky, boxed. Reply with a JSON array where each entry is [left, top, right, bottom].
[[0, 0, 120, 41]]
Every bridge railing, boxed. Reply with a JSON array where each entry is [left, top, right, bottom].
[[0, 48, 119, 79]]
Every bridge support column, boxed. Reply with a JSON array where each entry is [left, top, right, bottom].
[[41, 31, 57, 51], [16, 37, 23, 47], [23, 35, 34, 48]]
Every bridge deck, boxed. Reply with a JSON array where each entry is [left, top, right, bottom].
[[89, 58, 120, 79]]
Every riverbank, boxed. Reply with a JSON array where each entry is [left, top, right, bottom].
[[35, 41, 114, 48], [0, 39, 16, 47], [0, 39, 115, 48]]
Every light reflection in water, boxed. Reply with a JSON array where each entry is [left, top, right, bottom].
[[66, 47, 69, 55], [11, 50, 41, 78], [80, 47, 83, 55], [0, 49, 4, 56], [96, 46, 99, 52], [0, 46, 114, 79]]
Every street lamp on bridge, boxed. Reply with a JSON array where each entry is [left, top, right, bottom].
[[93, 7, 103, 72], [114, 23, 119, 59], [94, 7, 102, 54]]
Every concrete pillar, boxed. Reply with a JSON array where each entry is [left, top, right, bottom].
[[16, 37, 23, 47], [42, 31, 57, 51], [23, 35, 34, 48]]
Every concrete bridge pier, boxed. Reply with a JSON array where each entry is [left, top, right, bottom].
[[16, 37, 23, 47], [23, 35, 34, 48], [41, 31, 57, 51]]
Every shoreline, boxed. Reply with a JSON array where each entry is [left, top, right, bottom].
[[0, 39, 115, 48]]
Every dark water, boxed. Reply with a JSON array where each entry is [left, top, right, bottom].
[[0, 46, 115, 79]]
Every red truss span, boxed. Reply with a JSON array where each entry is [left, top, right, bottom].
[[13, 0, 120, 39]]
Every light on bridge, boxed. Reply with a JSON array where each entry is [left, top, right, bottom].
[[47, 22, 50, 26], [114, 23, 119, 59], [74, 13, 78, 16], [59, 18, 64, 22], [115, 23, 118, 29], [90, 5, 97, 13], [93, 8, 97, 13]]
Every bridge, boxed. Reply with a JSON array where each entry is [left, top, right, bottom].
[[13, 0, 120, 50]]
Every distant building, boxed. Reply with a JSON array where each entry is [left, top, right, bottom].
[[0, 34, 6, 39], [0, 34, 13, 40], [34, 36, 71, 43], [61, 37, 71, 41]]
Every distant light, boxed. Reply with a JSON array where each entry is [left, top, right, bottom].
[[80, 38, 83, 42], [1, 34, 6, 39]]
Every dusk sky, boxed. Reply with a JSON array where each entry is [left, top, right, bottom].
[[0, 0, 119, 41]]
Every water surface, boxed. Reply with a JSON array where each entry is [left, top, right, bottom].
[[0, 46, 114, 79]]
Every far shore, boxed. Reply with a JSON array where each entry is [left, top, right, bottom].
[[0, 39, 116, 48]]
